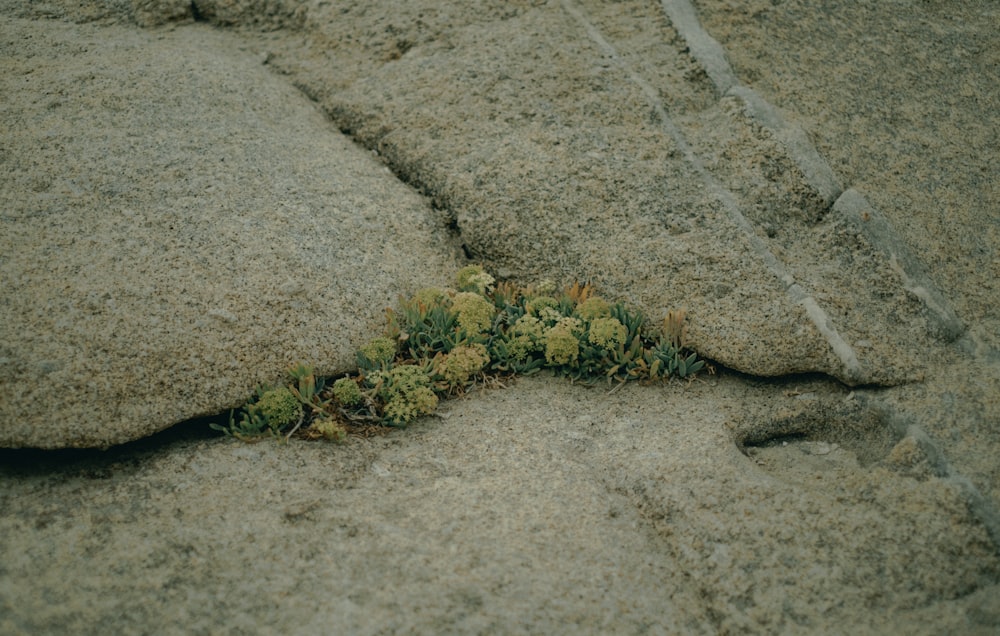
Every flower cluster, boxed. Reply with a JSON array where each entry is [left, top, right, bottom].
[[587, 317, 627, 350], [253, 386, 301, 428], [213, 375, 311, 441], [357, 337, 396, 371], [451, 292, 496, 334], [436, 343, 490, 387], [331, 376, 363, 406], [377, 365, 439, 426], [217, 266, 705, 442], [455, 264, 495, 295], [544, 322, 580, 365]]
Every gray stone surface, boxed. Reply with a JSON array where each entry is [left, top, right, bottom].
[[2, 375, 998, 634], [690, 0, 998, 355], [253, 0, 952, 385], [1, 0, 999, 633], [0, 17, 461, 448]]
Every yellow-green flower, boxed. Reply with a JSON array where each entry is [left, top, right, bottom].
[[332, 377, 363, 406], [576, 297, 611, 321], [311, 416, 347, 442], [588, 317, 627, 350], [556, 316, 584, 334], [525, 296, 559, 318], [410, 286, 450, 308], [252, 386, 301, 429], [545, 323, 580, 366], [502, 334, 537, 363], [511, 314, 546, 340], [380, 365, 438, 425], [534, 279, 557, 295], [358, 337, 396, 368], [451, 292, 496, 333], [384, 387, 438, 425], [455, 264, 495, 294], [438, 344, 490, 386]]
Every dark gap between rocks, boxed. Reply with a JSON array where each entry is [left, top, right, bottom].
[[189, 1, 204, 23], [0, 414, 225, 476], [733, 398, 898, 467]]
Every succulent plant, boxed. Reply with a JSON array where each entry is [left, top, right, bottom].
[[587, 317, 627, 350], [451, 292, 496, 334], [254, 386, 301, 426], [575, 296, 612, 321], [219, 265, 707, 443], [544, 321, 581, 367], [378, 364, 439, 426], [455, 264, 496, 294], [357, 337, 397, 371], [411, 286, 450, 308], [524, 295, 560, 319], [393, 296, 469, 359], [435, 343, 490, 389], [310, 415, 347, 442], [213, 383, 302, 440], [331, 376, 363, 407]]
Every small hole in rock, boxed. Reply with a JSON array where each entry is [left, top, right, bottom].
[[734, 400, 899, 468]]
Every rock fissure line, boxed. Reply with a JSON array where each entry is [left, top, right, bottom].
[[288, 79, 472, 257], [831, 189, 964, 342], [660, 0, 964, 344], [660, 0, 994, 550], [869, 398, 1000, 554], [561, 0, 863, 383], [279, 67, 868, 392]]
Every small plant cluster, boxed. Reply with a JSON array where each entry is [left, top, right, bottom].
[[211, 364, 348, 442], [214, 265, 705, 441]]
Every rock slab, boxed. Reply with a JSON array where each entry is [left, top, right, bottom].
[[0, 18, 460, 447], [1, 375, 997, 633]]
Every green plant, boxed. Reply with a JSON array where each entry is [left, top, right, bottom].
[[434, 343, 490, 390], [544, 319, 582, 366], [450, 292, 496, 334], [455, 264, 495, 294], [256, 386, 301, 425], [357, 337, 397, 371], [376, 364, 439, 426], [331, 376, 363, 407], [212, 384, 302, 441], [488, 312, 547, 375], [648, 310, 705, 379], [391, 294, 466, 359], [310, 415, 347, 442], [587, 317, 627, 350], [217, 266, 707, 443]]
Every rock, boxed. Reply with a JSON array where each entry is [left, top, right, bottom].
[[0, 18, 460, 448], [2, 2, 1000, 633], [130, 0, 191, 26], [257, 0, 944, 385], [131, 0, 306, 28], [1, 375, 997, 633]]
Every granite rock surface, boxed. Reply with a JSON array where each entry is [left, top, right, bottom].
[[0, 16, 461, 448], [1, 0, 999, 633]]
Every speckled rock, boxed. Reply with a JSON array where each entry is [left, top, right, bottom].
[[1, 1, 999, 633], [1, 375, 997, 633], [0, 18, 460, 448], [243, 0, 961, 386], [5, 1, 992, 386]]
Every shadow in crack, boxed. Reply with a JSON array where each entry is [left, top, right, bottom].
[[0, 414, 226, 478], [733, 397, 901, 473]]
